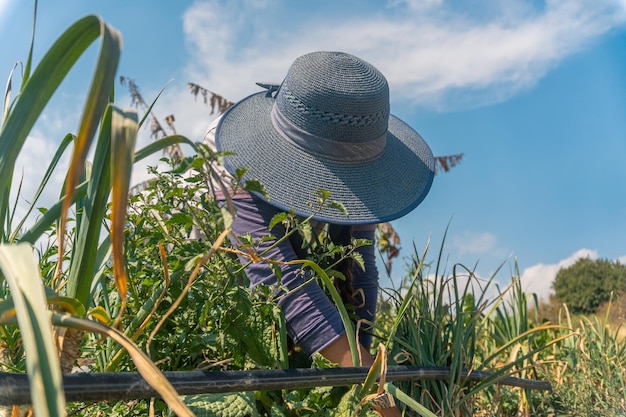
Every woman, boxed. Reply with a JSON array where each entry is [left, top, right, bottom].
[[205, 51, 435, 414]]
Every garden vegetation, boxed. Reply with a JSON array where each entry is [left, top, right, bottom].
[[0, 6, 624, 417]]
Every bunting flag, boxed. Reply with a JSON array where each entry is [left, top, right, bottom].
[[376, 222, 402, 275], [164, 115, 184, 162], [434, 153, 464, 175], [120, 76, 184, 163], [188, 82, 235, 115]]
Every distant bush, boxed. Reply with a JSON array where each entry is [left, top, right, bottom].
[[552, 258, 626, 315]]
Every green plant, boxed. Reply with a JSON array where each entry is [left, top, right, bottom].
[[0, 4, 196, 415], [101, 159, 288, 372], [3, 5, 623, 417], [552, 257, 626, 315], [540, 303, 626, 416], [383, 235, 566, 417], [385, 239, 483, 416]]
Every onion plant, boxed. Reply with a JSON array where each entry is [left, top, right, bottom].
[[542, 303, 626, 415], [382, 236, 568, 416]]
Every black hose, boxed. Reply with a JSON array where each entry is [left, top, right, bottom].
[[0, 366, 551, 405]]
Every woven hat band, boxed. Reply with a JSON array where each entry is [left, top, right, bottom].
[[270, 104, 387, 162]]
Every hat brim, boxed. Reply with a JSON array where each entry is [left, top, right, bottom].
[[216, 91, 434, 225]]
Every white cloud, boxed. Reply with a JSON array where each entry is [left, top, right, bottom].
[[387, 0, 442, 11], [180, 0, 626, 110], [452, 231, 498, 255], [521, 248, 599, 301], [10, 130, 71, 224], [7, 0, 626, 241], [0, 0, 14, 19]]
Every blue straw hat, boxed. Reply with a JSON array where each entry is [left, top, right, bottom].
[[216, 51, 434, 225]]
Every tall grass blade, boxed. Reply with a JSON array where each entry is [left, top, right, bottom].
[[361, 344, 385, 396], [287, 258, 360, 366], [136, 79, 173, 129], [386, 383, 437, 417], [0, 244, 64, 417], [0, 15, 119, 201], [134, 135, 196, 163], [110, 107, 138, 317], [2, 63, 21, 128], [22, 0, 37, 84], [0, 62, 21, 244], [383, 237, 430, 350], [64, 106, 113, 304], [58, 16, 121, 272]]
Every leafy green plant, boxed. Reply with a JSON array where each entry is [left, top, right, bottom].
[[96, 159, 289, 374]]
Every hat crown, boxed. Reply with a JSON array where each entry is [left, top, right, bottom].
[[275, 51, 390, 144]]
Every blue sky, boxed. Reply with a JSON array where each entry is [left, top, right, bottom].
[[1, 0, 625, 300]]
